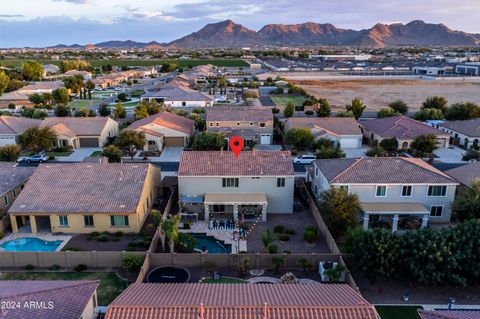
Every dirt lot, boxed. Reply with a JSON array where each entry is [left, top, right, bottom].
[[290, 78, 480, 112]]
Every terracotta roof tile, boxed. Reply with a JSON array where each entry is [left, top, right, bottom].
[[285, 117, 362, 136], [207, 106, 273, 123], [127, 111, 194, 135], [105, 283, 378, 319], [178, 151, 295, 177], [418, 309, 480, 319], [40, 117, 116, 136]]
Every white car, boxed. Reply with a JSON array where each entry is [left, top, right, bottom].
[[293, 154, 316, 164]]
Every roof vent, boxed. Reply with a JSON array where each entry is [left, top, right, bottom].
[[120, 204, 125, 208]]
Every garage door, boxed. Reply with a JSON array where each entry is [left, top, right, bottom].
[[260, 134, 271, 145], [340, 137, 361, 148], [164, 137, 185, 147], [79, 138, 99, 147]]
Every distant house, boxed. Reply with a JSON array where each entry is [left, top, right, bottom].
[[178, 151, 294, 222], [454, 62, 480, 76], [43, 63, 60, 76], [359, 116, 450, 150], [142, 87, 213, 108], [18, 81, 64, 94], [105, 283, 378, 319], [285, 117, 363, 149], [8, 163, 160, 234], [0, 116, 42, 146], [63, 70, 93, 80], [206, 106, 274, 146], [446, 161, 480, 189], [311, 157, 458, 231], [438, 119, 480, 149], [126, 111, 195, 150], [40, 117, 119, 148], [0, 280, 99, 319], [0, 163, 36, 218], [0, 91, 32, 109]]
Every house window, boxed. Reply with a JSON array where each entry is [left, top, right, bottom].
[[428, 185, 447, 197], [216, 122, 219, 127], [58, 216, 69, 227], [3, 195, 7, 207], [375, 185, 387, 197], [84, 215, 94, 227], [277, 178, 286, 187], [314, 185, 318, 196], [260, 123, 266, 128], [401, 185, 412, 197], [222, 178, 239, 188], [430, 206, 443, 217], [182, 101, 187, 106], [212, 205, 225, 213], [13, 190, 16, 198], [110, 215, 129, 227], [209, 122, 213, 127], [339, 185, 349, 193]]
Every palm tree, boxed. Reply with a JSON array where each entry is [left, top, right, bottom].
[[161, 215, 181, 253], [261, 229, 274, 252]]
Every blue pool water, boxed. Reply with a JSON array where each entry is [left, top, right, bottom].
[[0, 237, 63, 252], [191, 234, 232, 254]]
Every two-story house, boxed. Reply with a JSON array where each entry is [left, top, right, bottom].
[[178, 150, 294, 222], [206, 106, 274, 146], [311, 157, 458, 232]]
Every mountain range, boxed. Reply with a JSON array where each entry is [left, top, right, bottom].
[[51, 19, 480, 49]]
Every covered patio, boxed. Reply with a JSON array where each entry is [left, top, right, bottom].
[[361, 202, 430, 233], [204, 193, 268, 222]]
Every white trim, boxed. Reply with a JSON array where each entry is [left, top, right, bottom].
[[375, 185, 388, 197], [401, 185, 413, 197], [429, 205, 444, 217]]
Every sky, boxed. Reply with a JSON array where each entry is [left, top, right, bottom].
[[1, 0, 480, 47]]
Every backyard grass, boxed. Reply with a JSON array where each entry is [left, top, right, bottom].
[[67, 99, 98, 109], [0, 271, 129, 305], [201, 277, 248, 284], [270, 94, 306, 106], [375, 305, 422, 319]]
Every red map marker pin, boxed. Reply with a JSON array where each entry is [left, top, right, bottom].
[[229, 136, 244, 158]]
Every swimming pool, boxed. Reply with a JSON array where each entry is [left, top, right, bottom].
[[0, 237, 63, 252], [191, 234, 232, 254]]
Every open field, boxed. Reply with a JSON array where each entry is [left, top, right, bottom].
[[290, 78, 480, 112], [2, 59, 249, 68], [270, 94, 306, 106]]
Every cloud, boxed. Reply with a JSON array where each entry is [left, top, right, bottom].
[[0, 14, 24, 18], [53, 0, 91, 4]]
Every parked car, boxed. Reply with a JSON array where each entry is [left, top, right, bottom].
[[292, 154, 316, 164], [23, 154, 47, 163]]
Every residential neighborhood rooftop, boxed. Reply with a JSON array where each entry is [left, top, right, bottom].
[[313, 157, 457, 184], [19, 81, 64, 92], [359, 116, 448, 139], [8, 163, 151, 214], [126, 111, 195, 135], [0, 163, 36, 196], [418, 309, 480, 319], [178, 150, 295, 177], [143, 87, 212, 101], [105, 283, 378, 319], [40, 117, 114, 137], [285, 117, 362, 136], [206, 106, 273, 122], [0, 116, 41, 135], [446, 162, 480, 187], [439, 119, 480, 137]]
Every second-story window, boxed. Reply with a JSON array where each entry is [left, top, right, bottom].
[[427, 185, 447, 197], [375, 185, 387, 197], [260, 123, 266, 127], [339, 185, 349, 193], [222, 178, 239, 188], [277, 178, 285, 187], [401, 185, 412, 197]]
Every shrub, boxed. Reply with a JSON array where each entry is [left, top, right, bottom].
[[278, 234, 290, 242], [128, 241, 137, 248], [184, 221, 191, 229], [272, 257, 284, 274], [102, 231, 110, 236], [86, 235, 93, 241], [272, 107, 280, 114], [74, 264, 87, 272], [48, 155, 55, 160], [282, 250, 291, 254], [273, 225, 285, 234], [98, 234, 109, 242], [122, 255, 143, 273], [305, 110, 314, 116], [298, 257, 313, 271], [145, 223, 155, 233], [304, 230, 316, 243], [49, 264, 60, 271], [112, 237, 120, 242], [305, 226, 318, 235], [237, 257, 250, 278], [91, 231, 99, 237], [143, 239, 152, 247], [114, 231, 123, 237], [268, 244, 278, 254], [284, 229, 295, 235], [25, 264, 34, 270]]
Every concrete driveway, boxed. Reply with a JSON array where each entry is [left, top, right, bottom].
[[343, 146, 370, 158], [158, 147, 184, 162], [55, 147, 102, 162], [434, 146, 467, 164]]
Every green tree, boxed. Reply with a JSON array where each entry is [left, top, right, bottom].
[[377, 107, 401, 118], [388, 100, 409, 115], [285, 127, 315, 151], [63, 74, 84, 95], [0, 144, 21, 162], [0, 71, 9, 95], [315, 98, 331, 117], [52, 88, 70, 105], [413, 108, 444, 121], [312, 138, 345, 159], [410, 134, 438, 158], [317, 187, 360, 237], [284, 101, 295, 118], [113, 103, 126, 119], [22, 61, 44, 81], [31, 109, 48, 119], [161, 215, 181, 253], [18, 126, 56, 152], [335, 111, 355, 118], [422, 96, 448, 113], [160, 62, 177, 73], [452, 179, 480, 222], [365, 146, 386, 157], [445, 102, 480, 121], [55, 104, 70, 117], [134, 104, 150, 120], [462, 149, 480, 162], [115, 130, 146, 159], [193, 132, 226, 150], [85, 80, 95, 99], [261, 229, 274, 252], [41, 93, 52, 107], [346, 97, 366, 119], [379, 138, 398, 152], [6, 79, 24, 92], [75, 107, 95, 117], [28, 93, 43, 107], [102, 145, 123, 163], [98, 103, 111, 117]]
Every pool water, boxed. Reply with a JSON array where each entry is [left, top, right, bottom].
[[0, 237, 63, 252], [192, 234, 232, 254]]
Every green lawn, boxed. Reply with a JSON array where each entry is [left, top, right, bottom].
[[0, 272, 129, 305], [375, 306, 422, 319], [46, 151, 73, 157], [4, 59, 249, 68], [270, 94, 306, 106], [67, 99, 98, 109], [120, 101, 139, 107], [201, 277, 248, 284]]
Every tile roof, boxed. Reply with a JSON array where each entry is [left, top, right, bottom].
[[285, 117, 362, 136], [0, 280, 99, 319], [207, 106, 273, 122], [446, 162, 480, 187], [105, 283, 378, 319], [40, 117, 115, 136], [19, 81, 64, 92], [143, 87, 212, 101], [0, 90, 30, 101], [8, 163, 152, 214], [314, 157, 456, 184], [359, 116, 448, 140], [178, 151, 295, 177], [0, 116, 41, 135], [439, 119, 480, 137], [126, 111, 194, 135], [0, 163, 36, 196], [418, 309, 480, 319]]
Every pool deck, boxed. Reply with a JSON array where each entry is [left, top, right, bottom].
[[0, 233, 72, 252], [181, 222, 247, 254]]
